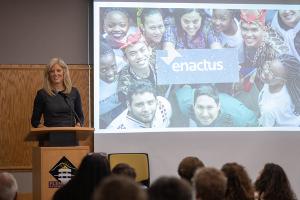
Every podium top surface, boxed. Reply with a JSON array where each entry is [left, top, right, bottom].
[[26, 127, 94, 142], [30, 127, 95, 134]]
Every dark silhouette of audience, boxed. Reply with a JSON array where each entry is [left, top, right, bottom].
[[221, 162, 254, 200], [45, 153, 299, 200], [254, 163, 297, 200], [53, 153, 111, 200], [148, 176, 193, 200], [93, 176, 147, 200]]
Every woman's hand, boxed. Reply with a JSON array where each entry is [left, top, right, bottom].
[[75, 122, 81, 127], [37, 124, 45, 128]]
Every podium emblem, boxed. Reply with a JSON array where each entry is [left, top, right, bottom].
[[49, 156, 77, 187]]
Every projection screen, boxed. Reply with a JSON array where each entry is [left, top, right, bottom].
[[93, 2, 300, 133]]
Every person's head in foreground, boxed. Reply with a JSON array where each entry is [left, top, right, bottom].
[[148, 176, 193, 200], [193, 167, 227, 200], [178, 156, 205, 184], [254, 163, 296, 200], [0, 172, 18, 200], [221, 162, 254, 200], [93, 176, 147, 200]]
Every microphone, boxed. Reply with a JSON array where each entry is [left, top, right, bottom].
[[58, 91, 83, 127]]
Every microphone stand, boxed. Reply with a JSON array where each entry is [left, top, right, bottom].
[[59, 92, 83, 127]]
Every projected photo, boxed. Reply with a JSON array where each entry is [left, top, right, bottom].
[[93, 2, 300, 132]]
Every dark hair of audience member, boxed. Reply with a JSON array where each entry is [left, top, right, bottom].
[[112, 163, 137, 180], [53, 153, 111, 200], [93, 176, 147, 200], [148, 176, 192, 200], [254, 163, 297, 200], [193, 167, 227, 200], [221, 162, 254, 200], [178, 156, 205, 183], [0, 172, 18, 200]]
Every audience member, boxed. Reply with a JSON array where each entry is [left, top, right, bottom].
[[221, 162, 254, 200], [93, 176, 147, 200], [193, 167, 227, 200], [177, 156, 205, 183], [112, 163, 137, 180], [254, 163, 297, 200], [148, 176, 193, 200], [0, 172, 18, 200], [53, 153, 111, 200]]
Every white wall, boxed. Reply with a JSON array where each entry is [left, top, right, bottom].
[[95, 131, 300, 197]]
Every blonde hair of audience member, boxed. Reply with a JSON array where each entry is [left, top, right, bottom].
[[93, 176, 147, 200], [221, 162, 254, 200], [193, 167, 227, 200], [112, 163, 137, 180], [178, 156, 205, 183], [148, 176, 193, 200], [43, 57, 72, 96], [0, 172, 18, 200]]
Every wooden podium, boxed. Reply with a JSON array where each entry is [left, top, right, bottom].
[[29, 127, 94, 200]]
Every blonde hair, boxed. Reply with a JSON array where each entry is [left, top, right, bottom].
[[43, 57, 72, 96]]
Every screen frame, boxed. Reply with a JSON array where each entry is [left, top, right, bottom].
[[93, 1, 300, 133]]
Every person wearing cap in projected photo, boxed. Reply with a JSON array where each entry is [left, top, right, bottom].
[[258, 54, 300, 127], [99, 40, 125, 128], [107, 80, 172, 129], [234, 9, 289, 116], [117, 29, 157, 103]]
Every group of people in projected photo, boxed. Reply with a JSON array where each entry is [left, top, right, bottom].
[[98, 7, 300, 129]]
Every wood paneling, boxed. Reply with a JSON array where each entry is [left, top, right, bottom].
[[0, 64, 92, 170], [17, 193, 32, 200]]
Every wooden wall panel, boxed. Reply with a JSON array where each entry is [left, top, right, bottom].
[[0, 64, 91, 170]]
